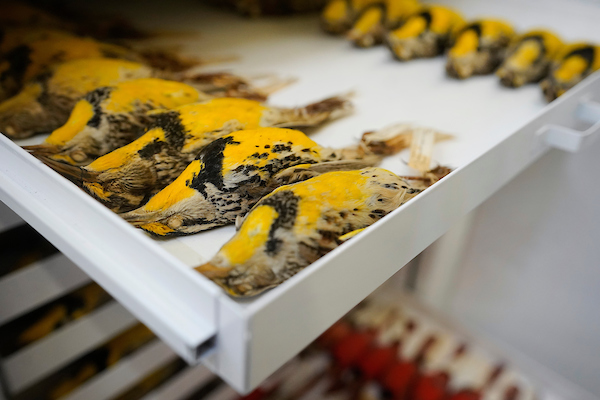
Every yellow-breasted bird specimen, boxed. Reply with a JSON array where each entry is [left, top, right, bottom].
[[446, 19, 515, 79], [321, 0, 384, 34], [0, 58, 154, 139], [540, 43, 600, 102], [42, 95, 354, 213], [195, 168, 423, 297], [0, 31, 243, 103], [24, 78, 211, 166], [496, 30, 563, 88], [0, 35, 137, 102], [347, 0, 421, 48], [0, 57, 272, 140], [0, 26, 196, 73], [386, 5, 465, 61], [119, 124, 446, 237]]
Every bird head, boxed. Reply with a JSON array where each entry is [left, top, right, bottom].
[[196, 189, 302, 297]]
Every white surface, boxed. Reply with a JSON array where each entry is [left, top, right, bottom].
[[142, 364, 216, 400], [1, 301, 137, 393], [541, 99, 600, 152], [0, 253, 90, 324], [2, 0, 600, 393], [446, 143, 600, 397], [415, 212, 476, 310], [63, 340, 177, 400]]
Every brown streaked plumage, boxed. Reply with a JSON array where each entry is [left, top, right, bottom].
[[386, 5, 465, 61], [40, 95, 354, 213], [0, 35, 137, 102], [346, 0, 421, 48], [0, 58, 154, 139], [24, 78, 210, 165], [0, 26, 227, 100], [0, 57, 274, 140], [496, 30, 563, 88], [120, 124, 442, 237], [195, 168, 423, 297], [445, 19, 515, 79], [322, 0, 385, 34], [540, 43, 600, 101]]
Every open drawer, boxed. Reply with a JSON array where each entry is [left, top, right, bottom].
[[2, 0, 600, 393]]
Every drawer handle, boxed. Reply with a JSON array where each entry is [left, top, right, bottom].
[[537, 100, 600, 153]]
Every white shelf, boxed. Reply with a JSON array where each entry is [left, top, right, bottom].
[[142, 365, 216, 400], [2, 0, 600, 393], [0, 253, 90, 325], [62, 340, 177, 400], [1, 301, 137, 393]]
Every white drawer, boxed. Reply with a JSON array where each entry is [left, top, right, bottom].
[[1, 0, 600, 393]]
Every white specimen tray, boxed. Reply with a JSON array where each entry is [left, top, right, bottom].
[[2, 0, 600, 393]]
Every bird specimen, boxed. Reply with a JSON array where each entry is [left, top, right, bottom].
[[540, 43, 600, 101], [445, 19, 515, 79], [386, 5, 465, 61], [321, 0, 384, 34], [0, 58, 153, 139], [25, 78, 211, 165], [0, 25, 202, 73], [195, 168, 424, 297], [41, 95, 354, 212], [496, 30, 563, 88], [321, 0, 595, 101], [0, 57, 273, 140], [0, 22, 246, 103], [120, 124, 445, 236], [346, 0, 421, 48], [0, 34, 138, 102]]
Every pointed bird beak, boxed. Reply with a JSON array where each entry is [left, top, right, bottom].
[[120, 209, 160, 225], [22, 144, 61, 156], [32, 155, 96, 186]]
